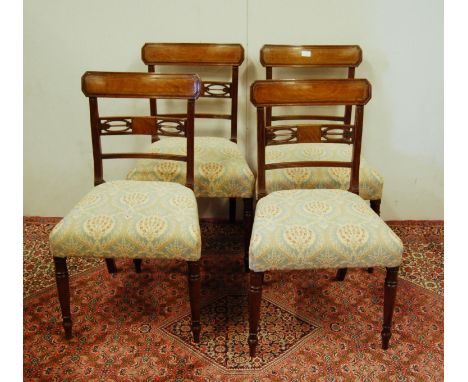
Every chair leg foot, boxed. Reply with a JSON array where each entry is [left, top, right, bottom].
[[53, 256, 72, 339], [229, 198, 236, 223], [381, 266, 399, 349], [187, 261, 201, 343], [105, 258, 117, 273], [133, 259, 142, 273], [243, 198, 253, 273], [248, 271, 264, 357], [336, 268, 348, 281]]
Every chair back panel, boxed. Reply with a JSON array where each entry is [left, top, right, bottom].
[[250, 79, 371, 198], [142, 43, 244, 66], [81, 72, 200, 189], [142, 43, 244, 142], [82, 72, 201, 99], [251, 79, 371, 106], [261, 44, 362, 129], [260, 45, 362, 68]]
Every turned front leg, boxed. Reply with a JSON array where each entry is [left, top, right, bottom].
[[381, 266, 399, 349], [248, 271, 264, 357], [53, 256, 72, 339]]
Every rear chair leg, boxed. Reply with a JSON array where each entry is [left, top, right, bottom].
[[133, 259, 142, 273], [187, 261, 201, 343], [229, 198, 237, 223], [53, 256, 72, 339], [243, 198, 254, 272], [248, 271, 264, 357], [368, 199, 382, 274], [105, 258, 117, 273], [381, 266, 399, 349], [336, 268, 348, 281]]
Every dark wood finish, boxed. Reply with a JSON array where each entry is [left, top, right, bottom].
[[370, 199, 381, 215], [260, 44, 362, 68], [142, 43, 244, 66], [248, 271, 264, 357], [382, 267, 399, 349], [251, 79, 371, 107], [187, 261, 202, 343], [53, 256, 72, 339], [133, 259, 142, 273], [105, 258, 117, 273], [229, 198, 236, 223], [243, 198, 254, 272], [335, 268, 348, 281]]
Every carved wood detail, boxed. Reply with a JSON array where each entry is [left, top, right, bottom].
[[265, 124, 354, 145], [202, 81, 231, 98], [98, 116, 187, 137]]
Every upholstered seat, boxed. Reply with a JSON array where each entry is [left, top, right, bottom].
[[265, 143, 383, 200], [127, 137, 255, 198], [50, 180, 201, 261], [249, 189, 402, 272]]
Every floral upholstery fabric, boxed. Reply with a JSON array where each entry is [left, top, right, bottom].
[[127, 137, 255, 198], [249, 189, 403, 272], [49, 180, 201, 261], [265, 143, 383, 200]]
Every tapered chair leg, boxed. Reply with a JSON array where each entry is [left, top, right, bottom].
[[133, 259, 142, 273], [229, 198, 237, 223], [243, 198, 254, 272], [187, 261, 201, 343], [248, 271, 264, 357], [53, 256, 72, 339], [367, 199, 382, 274], [335, 268, 348, 281], [381, 266, 399, 349], [105, 258, 117, 273]]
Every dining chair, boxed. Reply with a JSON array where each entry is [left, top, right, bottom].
[[260, 45, 384, 278], [127, 43, 255, 271], [49, 72, 203, 342], [248, 78, 403, 357]]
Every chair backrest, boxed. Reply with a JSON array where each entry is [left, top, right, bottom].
[[250, 79, 371, 199], [260, 44, 362, 129], [81, 71, 201, 189], [141, 43, 244, 142]]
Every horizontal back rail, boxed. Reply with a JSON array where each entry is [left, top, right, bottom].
[[82, 72, 201, 99], [101, 153, 186, 161], [251, 79, 371, 107], [266, 161, 352, 170], [260, 44, 362, 67], [142, 43, 244, 66]]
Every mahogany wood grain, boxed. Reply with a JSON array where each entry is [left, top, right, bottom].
[[251, 79, 371, 107], [260, 44, 362, 67], [142, 43, 244, 66], [82, 72, 201, 99]]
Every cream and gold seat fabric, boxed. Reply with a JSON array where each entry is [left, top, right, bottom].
[[50, 180, 201, 261], [127, 137, 255, 198], [249, 189, 403, 272], [265, 143, 383, 200]]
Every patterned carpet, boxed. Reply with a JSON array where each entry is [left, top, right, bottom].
[[23, 217, 443, 381]]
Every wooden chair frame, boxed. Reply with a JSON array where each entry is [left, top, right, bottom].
[[141, 43, 253, 270], [261, 44, 377, 277], [248, 79, 399, 356], [52, 72, 203, 342]]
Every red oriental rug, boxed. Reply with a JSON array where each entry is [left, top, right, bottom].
[[23, 217, 443, 381]]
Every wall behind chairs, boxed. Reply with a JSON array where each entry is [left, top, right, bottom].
[[24, 0, 443, 220]]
